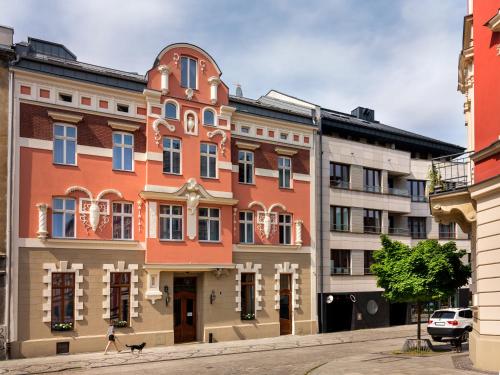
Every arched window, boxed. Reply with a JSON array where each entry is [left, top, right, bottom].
[[203, 109, 215, 126], [165, 102, 178, 119]]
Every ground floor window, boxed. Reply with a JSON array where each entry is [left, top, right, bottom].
[[240, 273, 255, 320], [110, 272, 130, 326], [51, 272, 75, 330]]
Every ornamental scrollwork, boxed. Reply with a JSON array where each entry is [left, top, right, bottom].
[[152, 118, 175, 146], [207, 129, 227, 156]]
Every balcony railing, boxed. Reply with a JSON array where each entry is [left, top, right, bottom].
[[330, 224, 350, 232], [388, 227, 410, 236], [364, 225, 381, 234], [430, 151, 474, 194], [411, 195, 428, 203], [330, 179, 350, 189], [387, 188, 409, 197], [364, 185, 381, 193], [410, 232, 427, 239], [330, 266, 351, 275], [439, 232, 456, 240]]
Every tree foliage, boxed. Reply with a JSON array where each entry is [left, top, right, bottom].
[[372, 235, 471, 303]]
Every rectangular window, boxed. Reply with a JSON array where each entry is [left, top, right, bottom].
[[112, 202, 133, 240], [329, 162, 349, 189], [112, 132, 134, 171], [181, 56, 197, 89], [239, 211, 254, 244], [364, 168, 381, 193], [408, 217, 427, 239], [278, 156, 292, 189], [238, 150, 254, 184], [52, 197, 75, 238], [110, 272, 130, 325], [279, 214, 292, 245], [330, 250, 351, 275], [200, 143, 217, 178], [159, 205, 183, 240], [240, 273, 255, 320], [163, 137, 181, 174], [51, 272, 75, 330], [363, 209, 381, 234], [364, 251, 375, 275], [53, 124, 76, 165], [439, 222, 456, 240], [330, 206, 350, 232], [199, 208, 220, 242], [407, 180, 427, 202]]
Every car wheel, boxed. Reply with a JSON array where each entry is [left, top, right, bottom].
[[432, 336, 442, 342]]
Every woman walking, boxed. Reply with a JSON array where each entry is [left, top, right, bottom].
[[104, 323, 122, 354]]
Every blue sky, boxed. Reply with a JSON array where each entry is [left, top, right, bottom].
[[1, 0, 467, 146]]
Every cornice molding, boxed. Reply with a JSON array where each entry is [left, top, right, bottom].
[[235, 141, 260, 150], [274, 146, 298, 156], [47, 110, 83, 124], [471, 140, 500, 163], [108, 120, 141, 132]]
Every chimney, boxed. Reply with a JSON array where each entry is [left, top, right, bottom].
[[0, 25, 14, 49], [235, 84, 243, 97], [351, 107, 375, 122]]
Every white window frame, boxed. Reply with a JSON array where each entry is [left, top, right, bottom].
[[278, 156, 292, 189], [239, 211, 254, 244], [159, 204, 184, 241], [112, 132, 134, 172], [163, 137, 182, 175], [53, 123, 77, 166], [180, 56, 198, 89], [278, 213, 292, 245], [164, 100, 179, 120], [202, 108, 217, 127], [112, 202, 134, 240], [52, 197, 76, 239], [200, 143, 217, 179], [198, 207, 220, 242], [238, 150, 254, 184]]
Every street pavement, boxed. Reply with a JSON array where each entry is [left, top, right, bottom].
[[0, 325, 489, 374]]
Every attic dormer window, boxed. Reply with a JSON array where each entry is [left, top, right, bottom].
[[181, 56, 197, 89], [58, 93, 72, 103], [117, 104, 129, 113]]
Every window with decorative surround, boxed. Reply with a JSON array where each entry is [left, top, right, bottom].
[[238, 150, 254, 184], [278, 156, 292, 189], [165, 101, 178, 119], [203, 108, 215, 126], [112, 202, 133, 240], [51, 272, 75, 331], [163, 137, 181, 174], [112, 132, 134, 171], [159, 205, 183, 240], [279, 214, 292, 245], [53, 124, 76, 166], [52, 197, 76, 238], [110, 272, 131, 326], [240, 273, 255, 320], [199, 207, 220, 242], [200, 143, 217, 178], [181, 56, 197, 89], [239, 211, 254, 244]]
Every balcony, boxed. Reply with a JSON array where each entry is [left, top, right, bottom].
[[439, 232, 456, 240], [388, 227, 410, 236], [330, 266, 351, 275], [330, 179, 349, 189], [330, 224, 350, 232], [430, 151, 473, 194], [364, 185, 381, 193], [364, 225, 381, 234], [387, 188, 409, 197]]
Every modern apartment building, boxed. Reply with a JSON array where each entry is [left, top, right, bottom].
[[430, 0, 500, 371], [6, 38, 317, 358]]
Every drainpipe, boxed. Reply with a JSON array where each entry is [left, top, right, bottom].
[[314, 106, 325, 333]]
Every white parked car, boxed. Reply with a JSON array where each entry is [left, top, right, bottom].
[[427, 308, 473, 342]]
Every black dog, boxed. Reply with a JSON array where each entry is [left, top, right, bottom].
[[126, 342, 146, 354]]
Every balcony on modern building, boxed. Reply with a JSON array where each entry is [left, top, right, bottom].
[[329, 187, 411, 215]]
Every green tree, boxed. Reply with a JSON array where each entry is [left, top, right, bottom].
[[371, 235, 471, 340]]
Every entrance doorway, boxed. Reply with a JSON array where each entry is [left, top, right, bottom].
[[174, 277, 196, 343], [279, 274, 292, 335]]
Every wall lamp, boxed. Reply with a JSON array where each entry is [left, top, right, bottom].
[[210, 290, 216, 304], [164, 285, 170, 307]]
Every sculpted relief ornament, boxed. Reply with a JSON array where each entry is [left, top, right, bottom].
[[152, 118, 175, 146], [207, 129, 227, 155], [248, 201, 286, 240]]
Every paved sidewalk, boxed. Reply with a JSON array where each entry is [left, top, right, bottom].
[[0, 325, 420, 374]]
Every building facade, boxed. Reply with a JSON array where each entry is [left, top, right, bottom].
[[7, 39, 317, 358], [430, 0, 500, 371]]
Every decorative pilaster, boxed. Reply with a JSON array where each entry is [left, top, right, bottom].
[[145, 269, 162, 304], [235, 262, 262, 312], [148, 202, 157, 239], [294, 220, 303, 247], [208, 76, 220, 104], [158, 65, 171, 94], [274, 262, 300, 310], [36, 203, 48, 240]]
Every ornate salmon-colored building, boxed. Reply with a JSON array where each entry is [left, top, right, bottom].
[[8, 39, 317, 357]]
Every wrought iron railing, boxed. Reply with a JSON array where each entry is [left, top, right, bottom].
[[430, 151, 474, 194]]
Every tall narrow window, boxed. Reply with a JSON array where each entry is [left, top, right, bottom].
[[364, 251, 375, 275], [240, 273, 255, 320], [53, 124, 76, 165], [112, 202, 133, 240], [330, 206, 350, 232], [364, 168, 381, 193], [407, 180, 427, 202], [363, 209, 381, 233], [278, 156, 292, 189], [159, 205, 183, 240], [113, 133, 134, 171], [279, 214, 292, 245], [329, 162, 349, 188], [110, 272, 130, 326], [51, 272, 75, 330], [239, 211, 254, 244], [200, 143, 217, 178], [203, 109, 215, 126], [165, 102, 178, 119], [330, 250, 351, 275], [181, 56, 197, 89], [238, 150, 254, 184], [163, 137, 181, 174], [439, 222, 456, 240], [52, 197, 75, 238], [199, 208, 220, 242], [408, 217, 427, 239]]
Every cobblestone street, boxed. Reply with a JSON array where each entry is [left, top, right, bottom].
[[0, 325, 488, 374]]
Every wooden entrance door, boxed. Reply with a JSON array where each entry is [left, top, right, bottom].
[[279, 274, 292, 335], [174, 278, 196, 343]]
